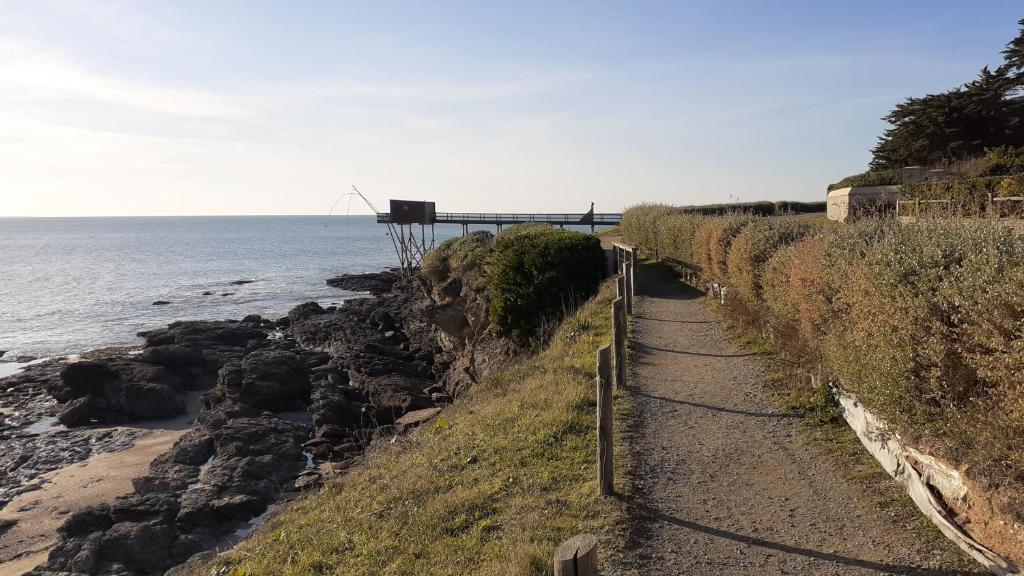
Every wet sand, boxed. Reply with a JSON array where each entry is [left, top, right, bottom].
[[0, 393, 201, 575]]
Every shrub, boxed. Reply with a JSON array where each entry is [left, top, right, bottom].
[[725, 220, 817, 310], [827, 168, 902, 191], [978, 146, 1024, 177], [902, 174, 1024, 216], [624, 207, 1024, 523], [421, 231, 495, 286], [488, 227, 606, 345], [654, 213, 706, 265], [695, 215, 751, 283], [761, 235, 833, 365]]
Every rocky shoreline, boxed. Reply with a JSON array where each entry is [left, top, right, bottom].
[[0, 268, 487, 576]]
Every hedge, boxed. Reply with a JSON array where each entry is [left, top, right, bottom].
[[902, 174, 1024, 216], [621, 205, 1024, 531], [827, 168, 902, 191]]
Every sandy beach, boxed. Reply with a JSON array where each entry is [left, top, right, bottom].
[[0, 393, 201, 575]]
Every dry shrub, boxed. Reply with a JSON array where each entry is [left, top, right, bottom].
[[725, 219, 817, 310], [695, 215, 751, 283], [761, 236, 833, 365], [620, 203, 679, 256], [624, 204, 1024, 518], [654, 213, 705, 264]]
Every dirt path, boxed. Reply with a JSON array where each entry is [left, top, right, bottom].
[[620, 262, 983, 576], [0, 392, 201, 576]]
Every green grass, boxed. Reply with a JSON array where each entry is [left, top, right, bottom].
[[208, 281, 628, 576]]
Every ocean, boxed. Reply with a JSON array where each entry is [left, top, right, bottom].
[[0, 215, 466, 359]]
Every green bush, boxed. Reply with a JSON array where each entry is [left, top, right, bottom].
[[901, 174, 1024, 216], [827, 168, 902, 191], [488, 227, 606, 345], [978, 146, 1024, 176], [421, 230, 495, 287]]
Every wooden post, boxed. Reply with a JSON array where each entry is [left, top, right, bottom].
[[596, 345, 613, 496], [553, 534, 599, 576], [623, 259, 634, 316], [630, 246, 637, 298], [612, 297, 626, 390], [616, 273, 625, 301]]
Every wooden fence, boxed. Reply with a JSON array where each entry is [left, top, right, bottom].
[[556, 243, 637, 575]]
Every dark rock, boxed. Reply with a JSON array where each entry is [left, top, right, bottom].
[[326, 270, 399, 295], [68, 531, 102, 573], [109, 493, 179, 523], [152, 300, 172, 306], [51, 361, 117, 402], [50, 360, 186, 424], [132, 463, 199, 495], [230, 279, 255, 285], [221, 292, 234, 296], [288, 301, 326, 325], [139, 320, 266, 349], [202, 291, 214, 296], [57, 396, 93, 426], [160, 429, 214, 466], [58, 506, 112, 537], [214, 350, 310, 410], [99, 519, 176, 572], [351, 372, 433, 421], [137, 345, 207, 374], [240, 314, 263, 326]]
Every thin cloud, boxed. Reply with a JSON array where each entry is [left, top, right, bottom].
[[0, 39, 244, 118], [294, 71, 595, 104]]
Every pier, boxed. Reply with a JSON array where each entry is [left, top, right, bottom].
[[375, 199, 621, 270], [376, 206, 621, 234]]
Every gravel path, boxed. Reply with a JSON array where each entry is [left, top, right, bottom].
[[619, 262, 984, 576]]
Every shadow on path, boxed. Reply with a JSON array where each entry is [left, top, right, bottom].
[[635, 316, 712, 325], [635, 341, 759, 359], [625, 498, 979, 576], [633, 390, 799, 419]]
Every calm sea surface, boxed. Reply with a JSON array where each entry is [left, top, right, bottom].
[[0, 216, 468, 359]]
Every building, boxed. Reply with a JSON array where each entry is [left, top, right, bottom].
[[826, 185, 901, 222]]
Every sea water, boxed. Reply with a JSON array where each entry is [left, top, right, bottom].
[[0, 215, 462, 358]]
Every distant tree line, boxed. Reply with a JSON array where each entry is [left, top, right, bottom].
[[870, 19, 1024, 169]]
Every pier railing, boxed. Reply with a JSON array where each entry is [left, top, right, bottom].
[[376, 212, 621, 226]]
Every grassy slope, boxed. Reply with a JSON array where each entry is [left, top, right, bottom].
[[211, 281, 627, 576]]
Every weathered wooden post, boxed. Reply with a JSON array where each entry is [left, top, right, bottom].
[[616, 273, 625, 301], [596, 344, 613, 496], [612, 297, 626, 390], [553, 533, 599, 576], [623, 259, 634, 316], [630, 245, 637, 298]]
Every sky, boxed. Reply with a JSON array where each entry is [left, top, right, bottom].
[[0, 1, 1021, 217]]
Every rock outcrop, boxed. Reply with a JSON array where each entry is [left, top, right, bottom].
[[26, 270, 481, 576], [325, 270, 399, 295]]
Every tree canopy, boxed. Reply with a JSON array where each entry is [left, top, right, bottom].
[[870, 20, 1024, 170]]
